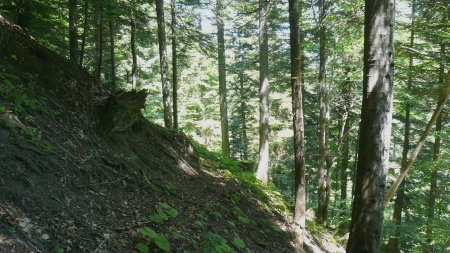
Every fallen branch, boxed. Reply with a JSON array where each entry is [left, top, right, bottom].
[[384, 70, 450, 206]]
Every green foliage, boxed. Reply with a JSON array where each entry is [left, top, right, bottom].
[[138, 227, 171, 252], [202, 232, 235, 253], [149, 202, 179, 224]]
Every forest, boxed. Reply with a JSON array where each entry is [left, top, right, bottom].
[[0, 0, 449, 252]]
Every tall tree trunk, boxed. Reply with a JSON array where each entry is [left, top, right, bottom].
[[69, 0, 78, 63], [387, 2, 415, 252], [290, 0, 306, 249], [156, 0, 173, 128], [346, 0, 395, 251], [171, 0, 178, 129], [79, 0, 88, 67], [239, 71, 248, 160], [426, 41, 446, 251], [256, 0, 270, 184], [15, 0, 31, 29], [109, 19, 116, 88], [216, 0, 230, 156], [131, 3, 138, 90], [317, 0, 329, 224], [340, 114, 350, 211], [94, 0, 103, 85]]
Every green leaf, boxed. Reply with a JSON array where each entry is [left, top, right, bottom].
[[139, 227, 157, 238], [154, 234, 170, 252], [172, 231, 181, 240], [233, 234, 245, 249], [167, 208, 179, 218], [136, 242, 149, 253], [160, 202, 171, 209]]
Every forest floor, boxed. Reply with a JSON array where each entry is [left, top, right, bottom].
[[0, 15, 345, 253]]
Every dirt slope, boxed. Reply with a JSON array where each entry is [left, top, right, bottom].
[[0, 15, 302, 253]]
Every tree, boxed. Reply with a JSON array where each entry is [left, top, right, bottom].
[[216, 0, 230, 156], [94, 0, 103, 85], [109, 19, 116, 88], [156, 0, 173, 128], [289, 0, 306, 249], [317, 0, 330, 224], [387, 1, 415, 252], [346, 0, 395, 251], [171, 0, 179, 129], [131, 0, 138, 90], [256, 0, 270, 184], [79, 0, 89, 67], [69, 0, 78, 63]]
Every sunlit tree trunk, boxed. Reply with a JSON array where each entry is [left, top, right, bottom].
[[256, 0, 270, 184], [79, 0, 88, 67], [171, 0, 178, 129], [109, 19, 116, 88], [156, 0, 173, 128], [347, 0, 395, 251], [216, 0, 230, 156], [69, 0, 78, 63], [290, 0, 306, 249]]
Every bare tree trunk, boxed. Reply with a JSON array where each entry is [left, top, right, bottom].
[[94, 0, 103, 85], [131, 2, 138, 90], [171, 0, 178, 129], [216, 0, 229, 156], [156, 0, 173, 128], [256, 0, 270, 184], [340, 114, 350, 211], [290, 0, 306, 250], [79, 0, 88, 67], [109, 19, 116, 88], [69, 0, 78, 63], [317, 0, 329, 224], [239, 71, 248, 160], [347, 0, 395, 251]]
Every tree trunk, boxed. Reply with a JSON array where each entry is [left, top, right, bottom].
[[256, 0, 270, 184], [340, 115, 350, 211], [109, 19, 116, 88], [69, 0, 78, 63], [131, 3, 138, 90], [94, 1, 103, 85], [387, 2, 414, 252], [15, 0, 32, 29], [346, 0, 395, 252], [384, 70, 450, 205], [216, 0, 230, 156], [156, 0, 173, 128], [290, 0, 306, 250], [317, 0, 329, 224], [426, 41, 446, 251], [171, 0, 178, 129], [79, 0, 88, 67], [239, 71, 248, 160]]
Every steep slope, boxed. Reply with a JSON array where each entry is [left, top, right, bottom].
[[0, 15, 299, 253]]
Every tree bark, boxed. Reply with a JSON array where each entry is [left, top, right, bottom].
[[69, 0, 78, 63], [156, 0, 173, 128], [290, 0, 306, 250], [317, 0, 329, 224], [216, 0, 230, 156], [94, 0, 103, 85], [109, 19, 116, 88], [387, 2, 414, 252], [346, 0, 395, 252], [239, 71, 248, 160], [131, 2, 138, 90], [256, 0, 270, 184], [171, 0, 178, 129], [340, 112, 350, 211], [79, 0, 88, 67]]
